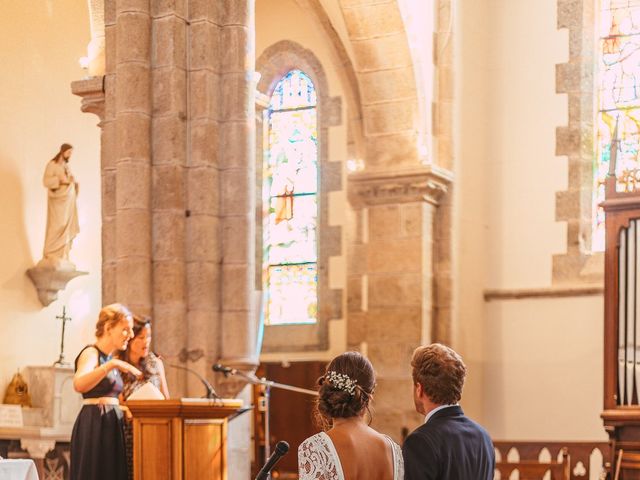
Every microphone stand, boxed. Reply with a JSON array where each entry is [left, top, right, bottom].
[[167, 363, 221, 399], [213, 365, 317, 470]]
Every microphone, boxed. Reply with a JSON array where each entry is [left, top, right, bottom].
[[167, 364, 220, 399], [254, 441, 289, 480], [212, 363, 236, 377]]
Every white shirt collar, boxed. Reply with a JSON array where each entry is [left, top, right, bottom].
[[424, 404, 458, 423]]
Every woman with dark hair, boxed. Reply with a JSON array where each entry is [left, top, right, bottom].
[[42, 143, 79, 267], [298, 351, 404, 480], [120, 315, 169, 400], [120, 316, 169, 480], [70, 303, 142, 480]]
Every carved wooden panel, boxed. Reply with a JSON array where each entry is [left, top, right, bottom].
[[183, 420, 225, 480], [493, 441, 609, 480]]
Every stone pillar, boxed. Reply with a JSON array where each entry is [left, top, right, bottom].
[[219, 0, 258, 377], [151, 1, 188, 394], [103, 1, 117, 304], [432, 0, 456, 344], [114, 0, 152, 315], [184, 0, 222, 396], [347, 166, 452, 442], [76, 1, 259, 409]]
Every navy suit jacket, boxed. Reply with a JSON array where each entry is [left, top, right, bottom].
[[402, 406, 494, 480]]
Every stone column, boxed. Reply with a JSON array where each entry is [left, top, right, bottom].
[[151, 1, 189, 393], [347, 166, 452, 442], [432, 0, 456, 343], [114, 0, 152, 315], [184, 0, 222, 396], [219, 0, 258, 378], [101, 1, 117, 304], [76, 1, 259, 409]]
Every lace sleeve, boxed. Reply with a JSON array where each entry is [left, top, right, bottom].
[[298, 434, 341, 480], [391, 439, 405, 480]]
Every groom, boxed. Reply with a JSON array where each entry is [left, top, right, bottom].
[[403, 343, 494, 479]]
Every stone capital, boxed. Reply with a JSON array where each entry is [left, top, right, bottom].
[[71, 76, 105, 121], [348, 164, 453, 207]]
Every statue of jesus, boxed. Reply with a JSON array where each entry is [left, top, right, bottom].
[[42, 143, 79, 268]]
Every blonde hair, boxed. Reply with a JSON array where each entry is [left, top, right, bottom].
[[411, 343, 466, 405], [95, 303, 132, 338]]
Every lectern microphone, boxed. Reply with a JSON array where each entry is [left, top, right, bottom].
[[254, 441, 290, 480], [167, 364, 220, 399]]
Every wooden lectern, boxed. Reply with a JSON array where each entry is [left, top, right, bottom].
[[126, 398, 244, 480]]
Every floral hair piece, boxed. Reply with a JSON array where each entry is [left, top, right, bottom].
[[324, 370, 358, 396]]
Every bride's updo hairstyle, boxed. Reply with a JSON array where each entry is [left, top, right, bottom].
[[315, 351, 376, 428]]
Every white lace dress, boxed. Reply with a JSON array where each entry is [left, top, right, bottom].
[[298, 431, 404, 480]]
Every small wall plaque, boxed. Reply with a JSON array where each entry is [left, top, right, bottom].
[[0, 404, 24, 428]]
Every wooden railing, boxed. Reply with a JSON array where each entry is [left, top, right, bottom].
[[493, 441, 610, 479]]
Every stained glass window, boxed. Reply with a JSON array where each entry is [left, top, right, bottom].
[[594, 0, 640, 250], [263, 70, 318, 325]]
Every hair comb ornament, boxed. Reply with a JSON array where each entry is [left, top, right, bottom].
[[324, 371, 358, 396]]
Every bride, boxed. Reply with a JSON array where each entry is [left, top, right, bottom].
[[298, 352, 404, 480]]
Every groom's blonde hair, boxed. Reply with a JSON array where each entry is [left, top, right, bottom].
[[411, 343, 466, 405]]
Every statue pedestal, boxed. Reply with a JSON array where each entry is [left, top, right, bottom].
[[26, 260, 87, 307]]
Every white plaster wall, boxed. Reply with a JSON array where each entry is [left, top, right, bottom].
[[483, 0, 568, 290], [257, 0, 349, 362], [484, 296, 606, 440], [455, 0, 604, 441], [454, 0, 491, 425], [0, 1, 101, 397]]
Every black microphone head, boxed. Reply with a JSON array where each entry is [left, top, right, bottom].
[[274, 441, 289, 455], [212, 364, 224, 372]]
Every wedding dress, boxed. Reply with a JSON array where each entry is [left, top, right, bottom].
[[298, 431, 404, 480]]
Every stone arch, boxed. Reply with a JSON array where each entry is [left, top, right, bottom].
[[336, 0, 421, 171], [257, 40, 331, 106], [256, 40, 343, 352], [286, 0, 427, 171]]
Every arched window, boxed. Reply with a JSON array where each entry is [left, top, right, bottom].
[[594, 1, 640, 251], [262, 70, 318, 325]]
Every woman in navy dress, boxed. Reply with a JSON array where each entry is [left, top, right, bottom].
[[70, 303, 142, 480]]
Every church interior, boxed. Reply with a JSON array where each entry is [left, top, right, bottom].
[[0, 0, 627, 478]]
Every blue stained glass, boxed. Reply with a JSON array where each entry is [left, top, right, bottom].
[[594, 1, 640, 251], [269, 70, 317, 110], [263, 70, 319, 325], [267, 109, 318, 196], [266, 264, 317, 326], [265, 195, 318, 265]]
